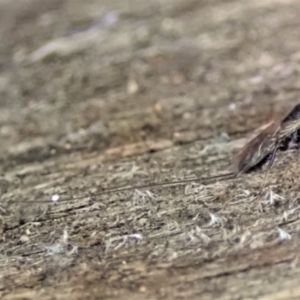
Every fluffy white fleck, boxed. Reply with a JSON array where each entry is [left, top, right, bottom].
[[62, 229, 69, 244], [228, 103, 236, 110], [277, 228, 291, 241], [105, 233, 144, 252], [44, 244, 64, 255], [264, 189, 284, 205], [127, 233, 143, 241], [51, 194, 60, 202], [134, 189, 156, 200], [208, 213, 223, 226], [239, 230, 252, 246], [243, 190, 251, 196]]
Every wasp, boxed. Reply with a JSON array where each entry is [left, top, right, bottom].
[[235, 103, 300, 174]]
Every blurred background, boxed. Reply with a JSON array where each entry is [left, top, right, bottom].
[[0, 0, 300, 166]]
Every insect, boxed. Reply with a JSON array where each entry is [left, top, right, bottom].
[[235, 103, 300, 174], [7, 103, 300, 205]]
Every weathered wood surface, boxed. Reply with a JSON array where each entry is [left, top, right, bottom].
[[1, 0, 300, 299]]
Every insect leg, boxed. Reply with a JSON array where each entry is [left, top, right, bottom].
[[262, 139, 279, 190]]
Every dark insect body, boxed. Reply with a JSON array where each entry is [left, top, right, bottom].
[[235, 103, 300, 174]]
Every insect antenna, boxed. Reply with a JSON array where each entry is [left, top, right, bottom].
[[6, 171, 237, 204], [261, 136, 279, 190]]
